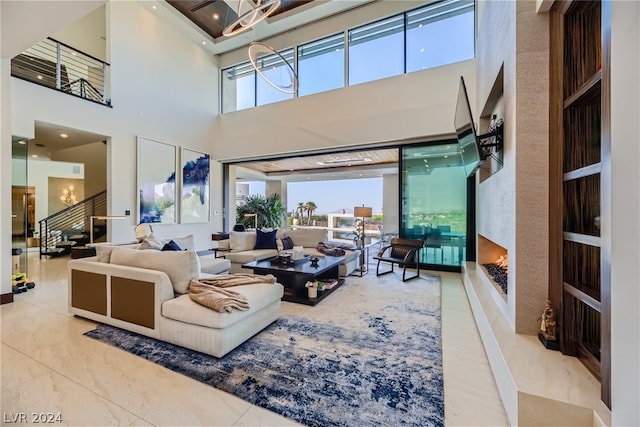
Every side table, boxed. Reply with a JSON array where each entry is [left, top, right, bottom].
[[353, 243, 376, 277], [71, 246, 97, 259]]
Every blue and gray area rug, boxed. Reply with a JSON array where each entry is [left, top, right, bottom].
[[85, 274, 443, 426]]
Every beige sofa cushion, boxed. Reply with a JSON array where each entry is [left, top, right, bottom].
[[109, 247, 201, 294], [224, 249, 278, 265], [284, 229, 328, 248], [229, 231, 257, 251], [162, 282, 284, 329], [199, 257, 231, 275], [94, 242, 141, 262]]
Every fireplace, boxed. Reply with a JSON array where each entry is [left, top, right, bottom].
[[478, 234, 508, 299]]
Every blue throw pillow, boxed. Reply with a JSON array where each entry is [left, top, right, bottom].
[[254, 229, 278, 249], [282, 236, 294, 250], [161, 240, 182, 251]]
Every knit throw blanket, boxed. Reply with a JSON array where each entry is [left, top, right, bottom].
[[316, 241, 356, 257], [189, 273, 277, 313]]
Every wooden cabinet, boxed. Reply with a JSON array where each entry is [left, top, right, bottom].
[[550, 0, 610, 407]]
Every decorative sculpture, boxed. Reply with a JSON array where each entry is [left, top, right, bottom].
[[538, 299, 559, 350]]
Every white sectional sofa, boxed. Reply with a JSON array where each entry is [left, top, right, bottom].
[[218, 228, 361, 276], [68, 246, 283, 357]]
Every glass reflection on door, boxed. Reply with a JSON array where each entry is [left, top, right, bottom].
[[401, 143, 467, 267], [12, 137, 30, 277]]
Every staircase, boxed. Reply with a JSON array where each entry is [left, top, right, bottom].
[[38, 191, 107, 258]]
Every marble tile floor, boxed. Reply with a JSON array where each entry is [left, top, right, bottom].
[[1, 253, 508, 426]]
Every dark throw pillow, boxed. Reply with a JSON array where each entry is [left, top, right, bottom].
[[161, 240, 182, 251], [254, 229, 278, 249], [281, 236, 294, 250]]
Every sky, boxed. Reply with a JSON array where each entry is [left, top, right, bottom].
[[247, 177, 383, 215]]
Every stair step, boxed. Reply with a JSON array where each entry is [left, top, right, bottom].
[[41, 248, 65, 256]]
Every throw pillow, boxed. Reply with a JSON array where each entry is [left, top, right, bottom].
[[161, 240, 182, 251], [109, 246, 200, 295], [254, 228, 278, 249], [284, 229, 328, 248], [171, 234, 195, 251], [138, 234, 163, 250], [95, 245, 114, 263], [282, 236, 294, 250], [229, 231, 257, 251]]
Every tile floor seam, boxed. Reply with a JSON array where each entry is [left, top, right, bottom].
[[230, 405, 255, 427], [2, 343, 145, 423]]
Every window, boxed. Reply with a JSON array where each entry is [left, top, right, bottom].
[[255, 48, 295, 106], [348, 15, 404, 86], [298, 34, 345, 96], [406, 0, 475, 72], [401, 143, 467, 267], [221, 63, 255, 113], [220, 0, 475, 112]]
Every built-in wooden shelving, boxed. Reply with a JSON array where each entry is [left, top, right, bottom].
[[550, 0, 610, 408]]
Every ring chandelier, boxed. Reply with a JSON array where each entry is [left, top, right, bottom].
[[222, 0, 298, 95]]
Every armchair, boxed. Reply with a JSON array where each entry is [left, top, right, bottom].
[[373, 238, 424, 282]]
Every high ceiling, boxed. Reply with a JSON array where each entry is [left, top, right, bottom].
[[166, 0, 315, 39], [159, 0, 375, 55]]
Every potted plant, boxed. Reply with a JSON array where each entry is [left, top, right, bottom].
[[236, 193, 286, 229]]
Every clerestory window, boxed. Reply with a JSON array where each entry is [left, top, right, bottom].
[[221, 0, 475, 113]]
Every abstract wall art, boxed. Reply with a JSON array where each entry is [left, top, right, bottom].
[[180, 148, 210, 223], [137, 137, 177, 224]]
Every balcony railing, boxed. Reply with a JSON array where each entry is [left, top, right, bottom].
[[11, 37, 111, 106]]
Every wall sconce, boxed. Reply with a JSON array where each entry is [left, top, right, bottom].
[[244, 213, 258, 229], [353, 205, 372, 247], [90, 215, 127, 243], [60, 185, 77, 206]]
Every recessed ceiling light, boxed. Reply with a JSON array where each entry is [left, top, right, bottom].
[[36, 75, 43, 80], [31, 155, 38, 158], [60, 133, 68, 138], [212, 13, 219, 20], [152, 5, 157, 10], [202, 41, 207, 45], [18, 140, 26, 145]]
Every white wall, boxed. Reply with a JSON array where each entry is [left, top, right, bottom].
[[1, 57, 11, 298], [23, 159, 84, 224], [52, 4, 106, 62], [9, 1, 220, 256], [382, 173, 399, 234], [610, 1, 640, 424], [52, 142, 106, 198], [475, 0, 550, 335], [213, 60, 476, 161]]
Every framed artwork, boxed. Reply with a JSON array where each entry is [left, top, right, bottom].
[[137, 137, 177, 224], [180, 148, 210, 223]]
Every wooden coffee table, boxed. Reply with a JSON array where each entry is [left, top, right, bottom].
[[242, 255, 345, 306]]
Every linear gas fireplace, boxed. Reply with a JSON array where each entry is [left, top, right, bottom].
[[478, 234, 508, 299]]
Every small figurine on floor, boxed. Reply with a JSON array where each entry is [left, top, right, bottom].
[[538, 299, 559, 350]]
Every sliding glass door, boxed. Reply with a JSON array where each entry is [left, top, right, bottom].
[[401, 143, 468, 268]]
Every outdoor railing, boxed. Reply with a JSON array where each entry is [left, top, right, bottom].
[[11, 37, 111, 106]]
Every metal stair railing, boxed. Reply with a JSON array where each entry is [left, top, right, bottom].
[[38, 190, 107, 258], [10, 37, 111, 106]]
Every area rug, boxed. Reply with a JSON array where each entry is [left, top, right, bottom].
[[85, 273, 443, 426]]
